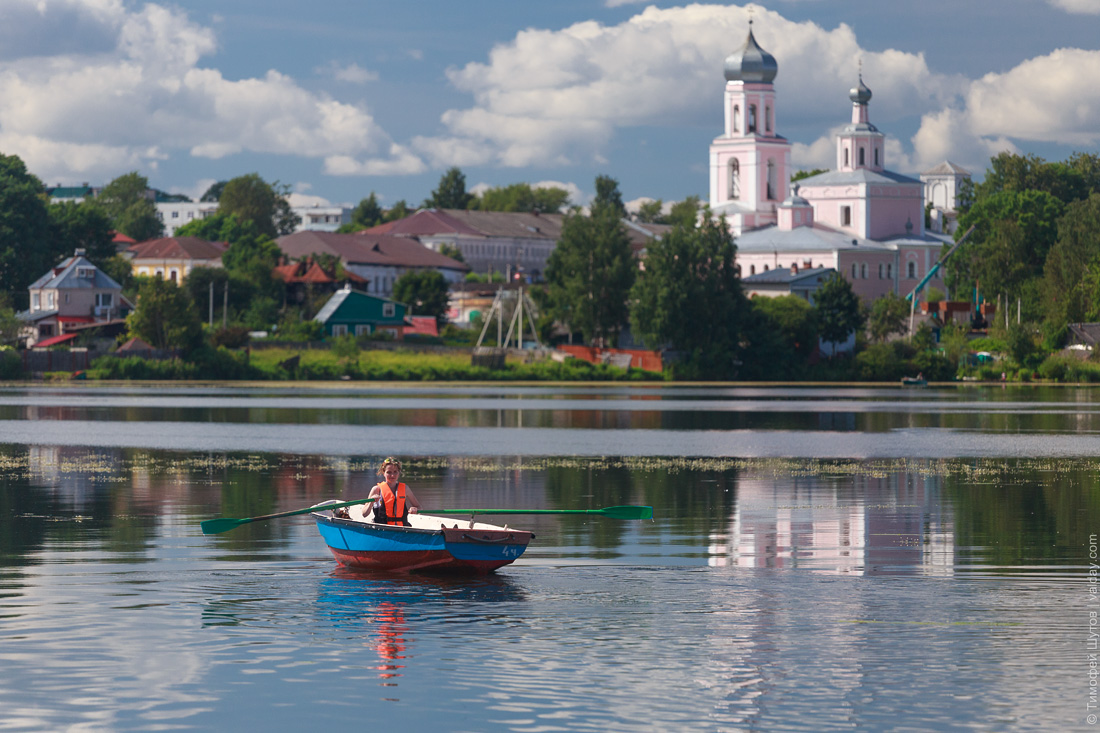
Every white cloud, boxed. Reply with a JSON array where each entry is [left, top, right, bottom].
[[1047, 0, 1100, 14], [324, 143, 426, 176], [318, 61, 379, 84], [0, 0, 408, 184], [420, 5, 963, 170]]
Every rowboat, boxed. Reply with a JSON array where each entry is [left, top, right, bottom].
[[901, 376, 927, 386], [310, 500, 534, 573]]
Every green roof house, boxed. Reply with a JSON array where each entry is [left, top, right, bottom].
[[313, 285, 409, 338]]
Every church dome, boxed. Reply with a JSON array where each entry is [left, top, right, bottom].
[[724, 26, 778, 83], [850, 75, 872, 104]]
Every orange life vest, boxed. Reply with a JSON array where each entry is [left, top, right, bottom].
[[373, 482, 409, 526]]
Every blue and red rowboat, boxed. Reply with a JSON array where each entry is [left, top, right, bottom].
[[311, 502, 534, 573]]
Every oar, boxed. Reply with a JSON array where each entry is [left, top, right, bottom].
[[429, 505, 653, 520], [200, 498, 372, 535]]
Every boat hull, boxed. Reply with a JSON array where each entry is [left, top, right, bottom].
[[313, 512, 533, 573]]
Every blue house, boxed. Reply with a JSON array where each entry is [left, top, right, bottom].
[[313, 285, 410, 338]]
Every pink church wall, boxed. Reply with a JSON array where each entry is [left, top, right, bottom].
[[866, 192, 924, 240]]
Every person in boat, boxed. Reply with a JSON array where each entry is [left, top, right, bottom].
[[366, 456, 421, 526]]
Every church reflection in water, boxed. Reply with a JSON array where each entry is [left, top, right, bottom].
[[707, 469, 954, 576]]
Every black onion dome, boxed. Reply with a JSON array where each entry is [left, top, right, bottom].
[[724, 27, 778, 83]]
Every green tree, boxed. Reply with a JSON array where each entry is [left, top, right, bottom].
[[630, 214, 748, 379], [385, 200, 411, 222], [200, 181, 227, 202], [219, 174, 300, 238], [95, 171, 163, 241], [791, 168, 828, 182], [814, 274, 864, 354], [869, 291, 911, 342], [425, 167, 473, 210], [126, 276, 203, 351], [546, 176, 635, 346], [0, 153, 52, 306], [667, 196, 701, 228], [47, 201, 115, 265], [740, 294, 818, 379], [337, 192, 384, 232], [636, 199, 665, 223], [393, 269, 451, 324], [1042, 193, 1100, 327], [439, 243, 465, 263], [472, 183, 569, 213]]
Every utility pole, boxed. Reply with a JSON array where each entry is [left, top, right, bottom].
[[223, 282, 228, 330]]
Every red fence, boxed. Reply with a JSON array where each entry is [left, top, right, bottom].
[[556, 345, 663, 373]]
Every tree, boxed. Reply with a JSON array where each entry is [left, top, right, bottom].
[[1043, 193, 1100, 327], [200, 181, 227, 202], [0, 153, 52, 305], [337, 193, 384, 232], [629, 214, 748, 379], [667, 196, 702, 228], [48, 201, 115, 265], [126, 276, 203, 351], [385, 200, 411, 222], [814, 274, 864, 354], [869, 291, 911, 342], [791, 168, 828, 182], [425, 167, 473, 210], [439, 243, 465, 263], [740, 294, 818, 379], [393, 270, 450, 324], [96, 171, 163, 241], [472, 183, 569, 213], [219, 174, 299, 238], [546, 176, 635, 346], [636, 199, 665, 223]]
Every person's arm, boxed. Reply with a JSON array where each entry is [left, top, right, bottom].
[[404, 486, 421, 513]]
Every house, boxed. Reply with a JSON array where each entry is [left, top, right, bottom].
[[276, 230, 468, 298], [125, 236, 227, 282], [364, 209, 564, 280], [155, 201, 220, 236], [313, 286, 410, 338], [17, 249, 133, 347], [742, 265, 837, 304], [273, 257, 369, 305]]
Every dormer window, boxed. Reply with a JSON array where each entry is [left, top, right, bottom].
[[77, 266, 94, 279], [383, 303, 395, 318]]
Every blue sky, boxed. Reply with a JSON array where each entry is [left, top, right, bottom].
[[2, 0, 1099, 210]]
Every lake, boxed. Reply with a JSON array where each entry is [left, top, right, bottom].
[[0, 383, 1095, 731]]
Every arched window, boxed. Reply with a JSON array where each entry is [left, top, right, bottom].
[[844, 148, 850, 167], [859, 147, 865, 166], [878, 263, 884, 279], [907, 261, 917, 278], [729, 159, 740, 199], [732, 105, 740, 133], [886, 263, 892, 278], [851, 263, 858, 278], [765, 106, 772, 132], [748, 104, 757, 133], [766, 159, 776, 200], [763, 264, 769, 272], [860, 263, 868, 279], [750, 264, 756, 275], [874, 148, 879, 167]]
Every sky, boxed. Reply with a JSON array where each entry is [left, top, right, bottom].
[[1, 0, 1099, 211]]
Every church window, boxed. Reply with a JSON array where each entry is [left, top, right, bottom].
[[763, 264, 769, 272], [878, 263, 884, 279], [907, 261, 917, 279], [859, 147, 865, 166], [841, 205, 851, 226], [887, 263, 892, 278], [874, 148, 879, 167], [750, 264, 756, 275], [748, 105, 757, 133], [851, 263, 858, 278], [729, 159, 740, 199], [765, 106, 772, 132], [732, 105, 740, 133], [861, 263, 868, 279], [844, 148, 849, 167], [766, 160, 776, 200]]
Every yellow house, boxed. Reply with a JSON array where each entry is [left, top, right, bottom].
[[126, 236, 227, 283]]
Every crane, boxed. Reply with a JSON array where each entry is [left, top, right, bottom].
[[907, 224, 976, 337]]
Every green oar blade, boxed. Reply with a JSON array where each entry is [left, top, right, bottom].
[[597, 505, 653, 520], [200, 517, 250, 535]]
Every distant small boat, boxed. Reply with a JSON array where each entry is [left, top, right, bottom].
[[901, 376, 927, 386], [311, 502, 533, 573]]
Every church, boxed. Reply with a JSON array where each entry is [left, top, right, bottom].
[[710, 23, 958, 304]]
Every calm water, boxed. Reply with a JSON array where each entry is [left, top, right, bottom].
[[0, 383, 1096, 731]]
